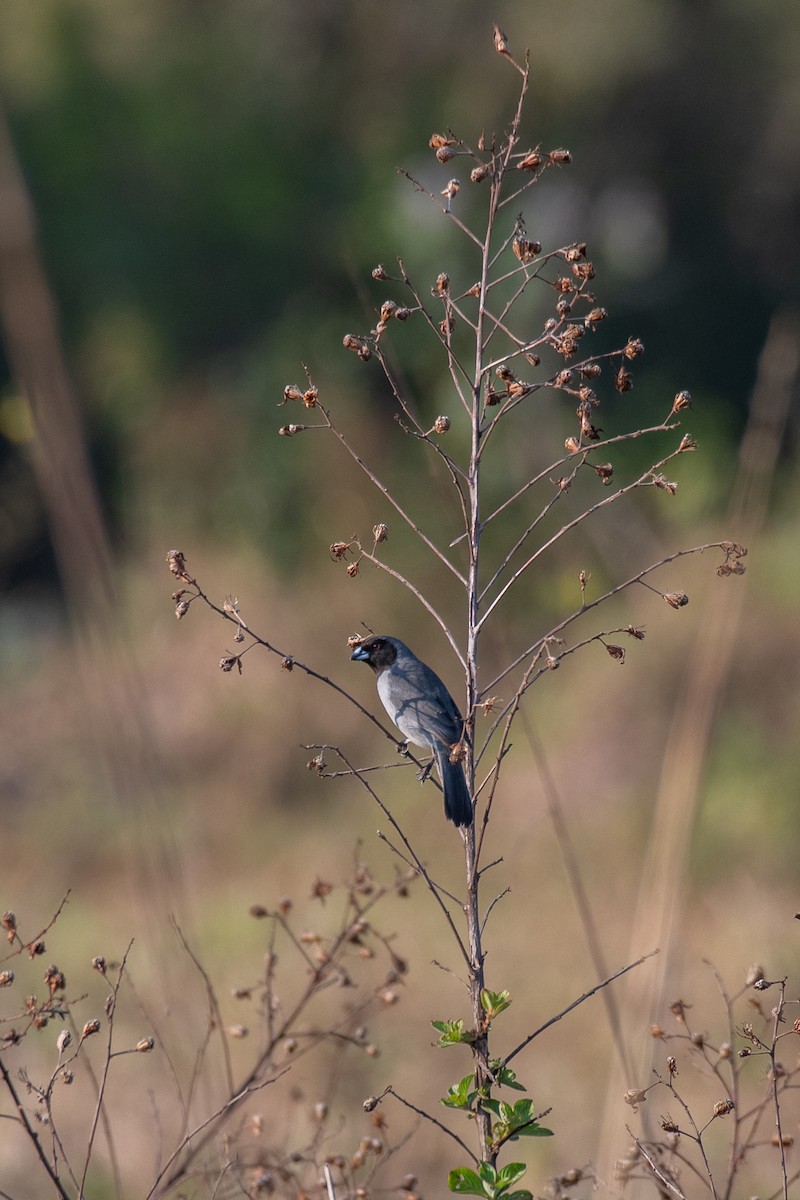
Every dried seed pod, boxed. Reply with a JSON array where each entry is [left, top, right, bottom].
[[435, 145, 456, 163], [283, 384, 304, 403], [663, 591, 689, 609], [672, 389, 692, 412], [372, 264, 388, 281], [625, 337, 644, 359], [278, 424, 307, 436], [585, 307, 608, 328], [512, 236, 541, 263], [470, 163, 491, 183], [44, 965, 66, 994], [372, 522, 389, 542], [493, 23, 509, 55], [441, 178, 461, 202], [433, 415, 451, 434], [615, 366, 633, 393], [436, 273, 450, 294], [379, 300, 398, 322], [517, 148, 542, 171], [549, 148, 572, 165], [593, 463, 614, 485], [136, 1037, 155, 1053], [429, 133, 455, 150], [166, 549, 188, 578]]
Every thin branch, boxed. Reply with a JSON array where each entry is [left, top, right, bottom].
[[0, 1056, 71, 1200], [316, 400, 468, 584], [379, 1085, 477, 1163], [481, 542, 736, 697], [503, 950, 658, 1064], [79, 941, 135, 1198], [476, 444, 688, 629]]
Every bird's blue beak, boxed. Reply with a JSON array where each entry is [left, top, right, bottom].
[[350, 645, 369, 661]]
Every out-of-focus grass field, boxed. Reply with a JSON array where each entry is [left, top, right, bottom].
[[1, 2, 799, 1197]]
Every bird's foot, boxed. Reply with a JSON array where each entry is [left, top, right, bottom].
[[416, 758, 434, 784]]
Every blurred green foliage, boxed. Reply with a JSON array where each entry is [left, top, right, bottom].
[[0, 0, 798, 590]]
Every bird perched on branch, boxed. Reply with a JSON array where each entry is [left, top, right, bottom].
[[350, 635, 473, 827]]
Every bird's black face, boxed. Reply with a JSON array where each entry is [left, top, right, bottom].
[[350, 635, 397, 672]]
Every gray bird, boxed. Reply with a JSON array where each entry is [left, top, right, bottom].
[[350, 635, 473, 827]]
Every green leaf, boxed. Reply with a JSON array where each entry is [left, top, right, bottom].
[[432, 1018, 471, 1046], [495, 1163, 527, 1190], [442, 1074, 478, 1109], [448, 1167, 487, 1196], [480, 988, 512, 1021], [492, 1063, 526, 1091], [503, 1192, 534, 1200]]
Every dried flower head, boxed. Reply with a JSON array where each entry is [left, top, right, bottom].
[[342, 333, 372, 361], [433, 415, 451, 434], [513, 236, 541, 264], [372, 264, 388, 281], [470, 163, 491, 183], [593, 463, 614, 485], [429, 133, 455, 150], [372, 522, 389, 543], [625, 338, 645, 359], [278, 424, 307, 436], [672, 389, 692, 413], [663, 591, 689, 609], [493, 23, 510, 55], [517, 148, 542, 171], [549, 148, 572, 165], [136, 1037, 155, 1053], [166, 549, 189, 579], [605, 644, 625, 663], [435, 144, 457, 164], [436, 273, 450, 294], [44, 965, 66, 994]]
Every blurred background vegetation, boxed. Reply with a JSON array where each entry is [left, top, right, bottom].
[[0, 0, 798, 1196]]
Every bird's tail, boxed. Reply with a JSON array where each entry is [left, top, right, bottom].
[[437, 749, 473, 827]]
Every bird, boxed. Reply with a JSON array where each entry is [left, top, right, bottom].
[[350, 635, 473, 827]]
